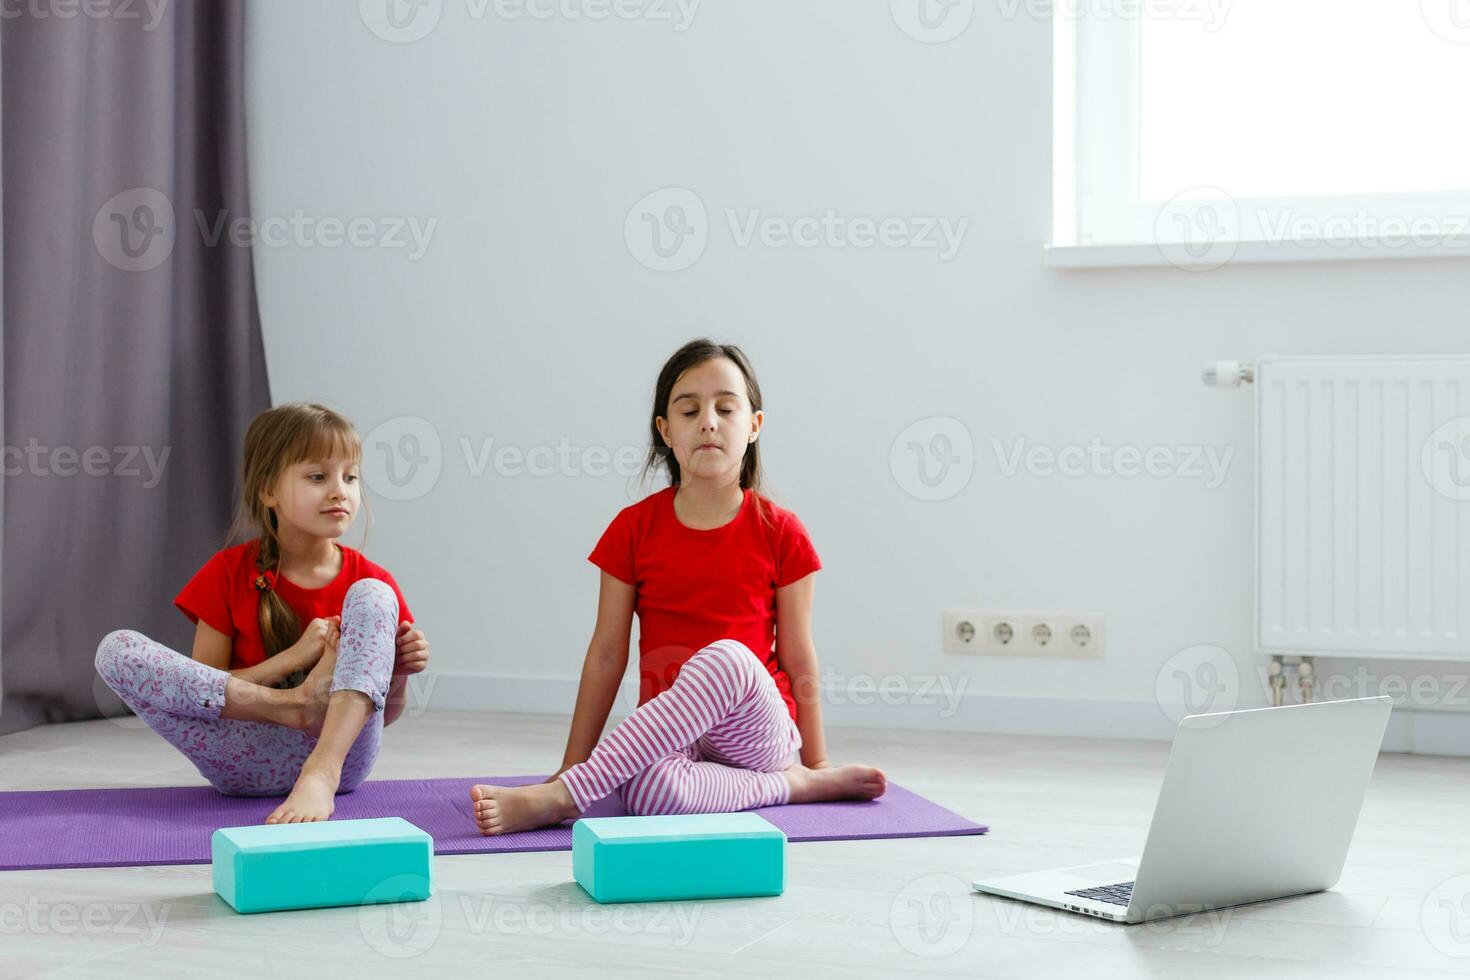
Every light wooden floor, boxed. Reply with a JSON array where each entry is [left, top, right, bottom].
[[2, 711, 1468, 979]]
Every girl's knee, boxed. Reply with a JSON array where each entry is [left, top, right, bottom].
[[688, 639, 762, 687], [693, 639, 757, 671], [94, 630, 148, 683], [344, 578, 398, 619]]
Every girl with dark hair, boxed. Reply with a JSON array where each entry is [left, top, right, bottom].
[[470, 340, 885, 834]]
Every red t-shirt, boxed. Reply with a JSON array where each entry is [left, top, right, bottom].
[[174, 540, 413, 670], [588, 487, 821, 721]]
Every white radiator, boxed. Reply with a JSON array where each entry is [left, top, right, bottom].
[[1255, 355, 1470, 663]]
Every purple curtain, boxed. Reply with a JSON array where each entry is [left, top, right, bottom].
[[1, 0, 270, 735]]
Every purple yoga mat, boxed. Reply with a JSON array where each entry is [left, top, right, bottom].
[[0, 776, 986, 871]]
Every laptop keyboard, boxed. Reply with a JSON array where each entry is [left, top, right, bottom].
[[1063, 881, 1134, 907]]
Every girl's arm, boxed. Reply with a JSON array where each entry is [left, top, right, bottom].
[[551, 572, 636, 779], [189, 619, 325, 688], [384, 621, 429, 727], [775, 573, 830, 769]]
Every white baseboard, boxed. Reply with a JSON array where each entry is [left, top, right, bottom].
[[405, 671, 1470, 757]]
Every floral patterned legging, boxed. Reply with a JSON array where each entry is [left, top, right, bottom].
[[94, 578, 397, 797]]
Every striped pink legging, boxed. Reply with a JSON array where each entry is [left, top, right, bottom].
[[559, 639, 802, 816]]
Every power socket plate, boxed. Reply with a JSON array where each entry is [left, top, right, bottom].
[[944, 610, 1105, 658]]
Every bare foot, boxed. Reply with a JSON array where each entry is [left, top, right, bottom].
[[784, 763, 888, 804], [469, 780, 580, 836], [266, 759, 342, 825]]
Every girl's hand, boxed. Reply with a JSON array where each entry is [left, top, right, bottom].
[[287, 616, 340, 670], [394, 621, 429, 676], [805, 758, 831, 770]]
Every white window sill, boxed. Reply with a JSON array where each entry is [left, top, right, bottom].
[[1045, 236, 1470, 270]]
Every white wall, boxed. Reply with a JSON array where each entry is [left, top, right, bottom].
[[243, 0, 1470, 752]]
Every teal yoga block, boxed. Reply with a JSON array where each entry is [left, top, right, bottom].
[[572, 813, 786, 904], [211, 817, 433, 914]]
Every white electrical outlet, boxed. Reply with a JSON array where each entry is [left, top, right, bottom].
[[942, 610, 985, 654], [944, 610, 1105, 657], [1062, 614, 1105, 657], [989, 617, 1018, 651]]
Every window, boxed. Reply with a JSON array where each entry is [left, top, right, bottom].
[[1051, 1, 1470, 267]]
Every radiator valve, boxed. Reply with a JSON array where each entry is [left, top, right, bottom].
[[1203, 360, 1254, 388]]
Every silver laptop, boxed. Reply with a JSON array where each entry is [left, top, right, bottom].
[[972, 696, 1392, 924]]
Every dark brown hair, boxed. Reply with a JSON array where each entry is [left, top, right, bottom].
[[226, 403, 364, 658], [643, 339, 770, 517]]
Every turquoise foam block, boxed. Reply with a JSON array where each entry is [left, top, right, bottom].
[[572, 812, 786, 904], [212, 816, 434, 914]]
